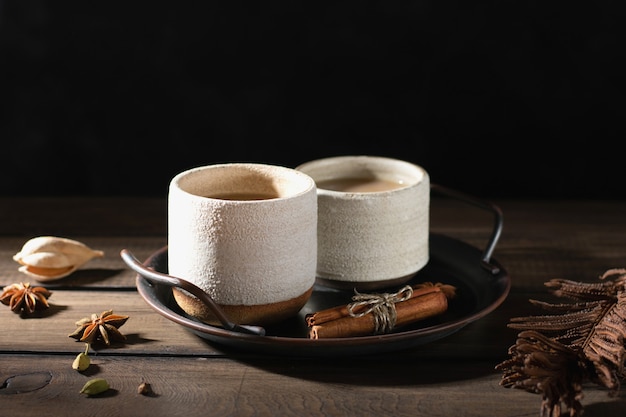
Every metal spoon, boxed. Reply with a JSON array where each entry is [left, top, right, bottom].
[[120, 249, 266, 336]]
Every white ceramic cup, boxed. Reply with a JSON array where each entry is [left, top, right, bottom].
[[296, 155, 430, 290], [168, 163, 317, 325]]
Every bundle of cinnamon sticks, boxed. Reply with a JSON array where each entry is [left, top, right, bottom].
[[306, 282, 456, 339]]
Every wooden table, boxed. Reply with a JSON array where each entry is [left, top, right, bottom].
[[1, 196, 626, 416]]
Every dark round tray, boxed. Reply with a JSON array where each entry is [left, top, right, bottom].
[[135, 231, 510, 356]]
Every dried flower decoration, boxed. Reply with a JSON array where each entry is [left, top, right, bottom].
[[69, 310, 129, 346], [496, 268, 626, 417], [13, 236, 104, 282], [0, 282, 52, 314]]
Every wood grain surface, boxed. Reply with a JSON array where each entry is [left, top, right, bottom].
[[2, 196, 626, 416]]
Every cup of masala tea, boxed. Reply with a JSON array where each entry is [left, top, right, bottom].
[[168, 163, 317, 326], [296, 155, 430, 291]]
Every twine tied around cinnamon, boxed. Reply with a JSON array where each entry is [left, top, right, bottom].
[[347, 285, 414, 334]]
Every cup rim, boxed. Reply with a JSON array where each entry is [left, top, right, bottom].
[[295, 155, 428, 195], [171, 162, 317, 202]]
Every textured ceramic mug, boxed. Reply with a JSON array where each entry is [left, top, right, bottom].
[[168, 163, 317, 326], [296, 155, 430, 291]]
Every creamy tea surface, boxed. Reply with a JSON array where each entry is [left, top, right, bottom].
[[206, 192, 278, 200], [316, 177, 408, 193]]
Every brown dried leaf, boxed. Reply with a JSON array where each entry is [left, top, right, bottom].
[[496, 269, 626, 417]]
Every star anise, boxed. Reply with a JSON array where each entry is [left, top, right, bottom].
[[69, 310, 129, 346], [0, 282, 52, 314]]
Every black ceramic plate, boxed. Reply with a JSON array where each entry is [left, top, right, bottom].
[[135, 233, 510, 356]]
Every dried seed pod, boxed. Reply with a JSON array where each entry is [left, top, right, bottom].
[[79, 378, 110, 396], [138, 382, 154, 396], [72, 352, 91, 371], [13, 236, 104, 281], [0, 282, 51, 314]]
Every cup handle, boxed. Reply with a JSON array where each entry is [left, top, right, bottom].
[[430, 184, 503, 275]]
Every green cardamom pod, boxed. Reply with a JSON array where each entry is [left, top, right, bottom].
[[80, 378, 110, 396], [72, 352, 91, 371]]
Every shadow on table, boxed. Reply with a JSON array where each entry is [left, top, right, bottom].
[[220, 350, 503, 386], [582, 396, 626, 417], [39, 268, 126, 288], [200, 323, 513, 386]]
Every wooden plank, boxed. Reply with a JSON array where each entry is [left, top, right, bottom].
[[0, 287, 547, 361], [0, 237, 166, 288], [495, 200, 626, 291], [0, 197, 167, 237], [1, 354, 624, 417], [0, 290, 221, 355]]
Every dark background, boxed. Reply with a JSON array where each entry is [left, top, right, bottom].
[[1, 1, 624, 200]]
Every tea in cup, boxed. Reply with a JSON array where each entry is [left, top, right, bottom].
[[168, 163, 317, 325], [296, 155, 430, 290]]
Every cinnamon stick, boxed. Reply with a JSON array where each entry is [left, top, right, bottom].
[[307, 283, 455, 339], [305, 283, 455, 326]]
